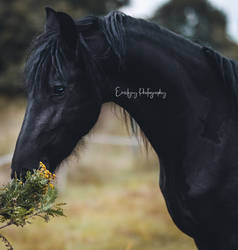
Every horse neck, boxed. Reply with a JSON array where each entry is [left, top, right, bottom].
[[108, 22, 223, 163]]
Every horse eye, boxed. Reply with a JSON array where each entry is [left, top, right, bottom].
[[53, 86, 65, 96]]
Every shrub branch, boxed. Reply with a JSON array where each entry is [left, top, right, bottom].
[[0, 163, 66, 250]]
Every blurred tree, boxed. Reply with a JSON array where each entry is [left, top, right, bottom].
[[151, 0, 238, 59], [0, 0, 129, 95], [67, 0, 128, 15], [0, 0, 36, 94]]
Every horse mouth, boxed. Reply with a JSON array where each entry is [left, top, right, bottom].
[[11, 158, 50, 180], [11, 167, 33, 180]]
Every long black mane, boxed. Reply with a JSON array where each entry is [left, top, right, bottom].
[[26, 10, 238, 98], [25, 10, 238, 145]]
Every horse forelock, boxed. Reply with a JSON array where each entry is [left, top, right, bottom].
[[25, 31, 72, 96], [25, 11, 127, 95]]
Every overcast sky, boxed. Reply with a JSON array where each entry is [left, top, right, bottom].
[[120, 0, 238, 42]]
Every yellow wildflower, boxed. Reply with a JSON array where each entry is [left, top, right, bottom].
[[40, 161, 47, 170], [49, 183, 54, 189], [38, 162, 56, 181]]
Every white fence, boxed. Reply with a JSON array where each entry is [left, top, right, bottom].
[[0, 134, 140, 167], [0, 153, 13, 167]]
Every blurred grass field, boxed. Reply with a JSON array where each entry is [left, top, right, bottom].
[[0, 97, 196, 250]]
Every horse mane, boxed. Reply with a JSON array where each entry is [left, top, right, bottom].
[[101, 12, 149, 149], [101, 11, 126, 67], [76, 11, 149, 149]]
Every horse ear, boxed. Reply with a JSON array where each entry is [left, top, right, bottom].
[[45, 7, 77, 50], [45, 7, 59, 33]]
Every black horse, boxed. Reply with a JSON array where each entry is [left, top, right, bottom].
[[11, 7, 238, 250]]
